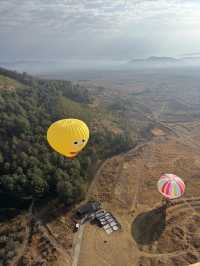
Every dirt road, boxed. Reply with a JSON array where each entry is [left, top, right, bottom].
[[72, 224, 85, 266]]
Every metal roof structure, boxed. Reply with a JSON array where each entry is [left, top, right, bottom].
[[95, 211, 121, 234]]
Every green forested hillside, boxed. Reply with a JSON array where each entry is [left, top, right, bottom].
[[0, 68, 134, 207]]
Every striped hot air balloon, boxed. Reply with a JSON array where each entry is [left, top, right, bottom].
[[157, 174, 185, 200]]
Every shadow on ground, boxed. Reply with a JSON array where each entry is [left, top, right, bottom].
[[132, 205, 166, 245]]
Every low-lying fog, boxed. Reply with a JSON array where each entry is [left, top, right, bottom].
[[1, 58, 200, 81], [0, 59, 125, 76]]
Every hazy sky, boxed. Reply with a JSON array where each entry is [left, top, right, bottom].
[[0, 0, 200, 61]]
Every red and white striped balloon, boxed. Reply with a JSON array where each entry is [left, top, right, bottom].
[[157, 174, 185, 200]]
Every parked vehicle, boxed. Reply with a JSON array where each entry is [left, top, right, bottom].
[[73, 223, 80, 233]]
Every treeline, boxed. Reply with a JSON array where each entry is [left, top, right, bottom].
[[0, 68, 134, 207], [0, 67, 90, 104]]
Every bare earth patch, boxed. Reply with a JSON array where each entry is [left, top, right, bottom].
[[151, 128, 166, 136]]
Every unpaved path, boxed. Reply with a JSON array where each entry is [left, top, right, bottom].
[[72, 224, 85, 266]]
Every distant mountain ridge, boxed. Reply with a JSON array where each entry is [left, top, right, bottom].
[[128, 56, 200, 65], [130, 56, 178, 62], [147, 56, 178, 62]]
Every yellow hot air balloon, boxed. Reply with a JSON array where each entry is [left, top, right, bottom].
[[47, 119, 89, 158]]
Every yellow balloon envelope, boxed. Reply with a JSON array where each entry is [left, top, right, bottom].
[[47, 119, 89, 158]]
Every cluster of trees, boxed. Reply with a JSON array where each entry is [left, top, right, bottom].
[[0, 68, 134, 207]]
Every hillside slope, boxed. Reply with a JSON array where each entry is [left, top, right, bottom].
[[0, 68, 136, 208]]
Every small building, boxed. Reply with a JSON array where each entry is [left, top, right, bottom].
[[94, 211, 121, 234], [75, 201, 101, 219]]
